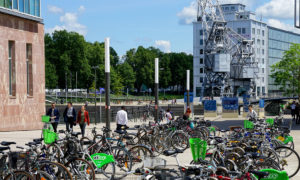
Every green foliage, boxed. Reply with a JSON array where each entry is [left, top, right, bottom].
[[271, 43, 300, 96], [45, 30, 193, 95]]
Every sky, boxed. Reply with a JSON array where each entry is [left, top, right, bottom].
[[43, 0, 299, 58]]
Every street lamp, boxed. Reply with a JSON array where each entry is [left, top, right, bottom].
[[92, 66, 99, 125]]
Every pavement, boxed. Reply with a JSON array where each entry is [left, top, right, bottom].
[[1, 116, 300, 179]]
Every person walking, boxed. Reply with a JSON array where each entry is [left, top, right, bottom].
[[165, 109, 173, 123], [247, 105, 257, 121], [296, 103, 300, 124], [46, 102, 60, 132], [63, 102, 77, 132], [291, 101, 296, 120], [116, 106, 128, 131], [76, 105, 90, 137]]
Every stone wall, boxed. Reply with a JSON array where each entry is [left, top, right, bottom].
[[0, 13, 45, 131]]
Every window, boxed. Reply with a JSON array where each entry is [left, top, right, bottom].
[[34, 0, 40, 16], [30, 0, 34, 15], [8, 41, 16, 96], [262, 30, 265, 36], [262, 77, 265, 83], [25, 0, 29, 13], [231, 6, 235, 10], [237, 28, 241, 34], [200, 68, 204, 74], [257, 39, 260, 44], [242, 28, 246, 34], [262, 49, 264, 55], [13, 0, 17, 9], [257, 29, 260, 35], [257, 87, 260, 96], [262, 58, 264, 64], [2, 0, 12, 9], [26, 44, 33, 96], [262, 40, 265, 46], [200, 30, 203, 36], [225, 7, 229, 10], [200, 39, 203, 45], [257, 48, 260, 54], [200, 49, 203, 54], [200, 77, 204, 83], [200, 58, 204, 64], [19, 0, 24, 12], [252, 28, 255, 34], [262, 68, 264, 73], [252, 38, 255, 44], [262, 87, 265, 94]]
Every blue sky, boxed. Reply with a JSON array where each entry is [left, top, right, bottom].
[[43, 0, 297, 58]]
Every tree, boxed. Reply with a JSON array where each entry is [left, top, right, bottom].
[[45, 59, 58, 88], [271, 43, 300, 97], [117, 62, 136, 89]]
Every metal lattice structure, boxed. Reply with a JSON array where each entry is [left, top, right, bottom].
[[196, 0, 258, 98]]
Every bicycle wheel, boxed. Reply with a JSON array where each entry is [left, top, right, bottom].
[[33, 170, 53, 180], [103, 146, 132, 179], [171, 132, 189, 151], [275, 146, 300, 178], [39, 161, 73, 180], [129, 145, 153, 169], [65, 158, 96, 180], [4, 171, 34, 180], [98, 161, 115, 179], [46, 143, 62, 162]]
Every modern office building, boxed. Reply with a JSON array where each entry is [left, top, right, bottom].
[[193, 3, 300, 97], [268, 26, 300, 95], [0, 0, 45, 131]]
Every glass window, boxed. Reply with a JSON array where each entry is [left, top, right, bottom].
[[200, 39, 203, 45], [231, 6, 235, 10], [237, 28, 241, 34], [252, 28, 255, 34], [257, 39, 260, 44], [3, 0, 12, 8], [200, 30, 203, 36], [257, 29, 260, 35], [200, 58, 204, 64], [26, 44, 33, 96], [200, 68, 204, 74], [200, 77, 204, 83], [242, 28, 246, 34], [12, 0, 17, 9], [262, 58, 264, 64], [262, 86, 265, 94], [19, 0, 24, 12], [8, 41, 15, 96], [35, 0, 40, 16], [30, 0, 34, 15], [25, 0, 29, 13], [262, 40, 264, 46], [262, 30, 265, 37], [200, 49, 203, 54], [262, 68, 264, 73], [262, 49, 264, 55], [257, 87, 260, 96]]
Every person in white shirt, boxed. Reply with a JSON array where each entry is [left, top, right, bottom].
[[116, 106, 128, 131], [165, 109, 172, 123], [247, 105, 257, 121], [291, 101, 296, 120]]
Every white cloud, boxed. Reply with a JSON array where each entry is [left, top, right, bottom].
[[78, 5, 86, 13], [48, 5, 63, 14], [267, 19, 300, 33], [46, 7, 87, 36], [177, 1, 197, 25], [256, 0, 293, 19], [155, 40, 171, 53]]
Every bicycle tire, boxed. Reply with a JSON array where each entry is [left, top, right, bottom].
[[129, 144, 153, 169], [39, 161, 73, 180], [33, 170, 53, 180], [171, 132, 189, 151], [4, 170, 34, 180], [65, 158, 96, 180], [275, 146, 300, 178]]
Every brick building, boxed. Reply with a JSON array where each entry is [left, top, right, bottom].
[[0, 0, 45, 131]]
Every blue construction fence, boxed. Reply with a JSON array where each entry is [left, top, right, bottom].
[[222, 97, 239, 110], [203, 100, 217, 111]]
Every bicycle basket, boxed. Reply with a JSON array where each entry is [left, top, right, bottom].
[[42, 115, 50, 123], [244, 120, 254, 129], [42, 129, 57, 144], [266, 118, 274, 127], [189, 138, 207, 162]]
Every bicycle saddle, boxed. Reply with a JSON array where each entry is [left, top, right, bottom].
[[33, 138, 43, 142], [0, 146, 10, 151], [71, 132, 81, 137], [114, 130, 126, 134], [249, 170, 269, 179], [163, 149, 183, 156], [25, 142, 36, 147], [1, 141, 16, 146]]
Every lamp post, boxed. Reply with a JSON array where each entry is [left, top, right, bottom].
[[105, 38, 111, 132], [155, 58, 159, 123], [187, 70, 190, 108], [92, 66, 99, 125]]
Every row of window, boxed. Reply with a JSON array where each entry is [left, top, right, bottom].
[[252, 38, 265, 46], [0, 0, 40, 17], [8, 41, 33, 97], [269, 28, 300, 43], [252, 28, 265, 36], [257, 86, 266, 96]]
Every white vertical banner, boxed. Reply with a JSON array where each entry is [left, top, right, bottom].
[[105, 38, 110, 73], [187, 70, 190, 91], [155, 58, 159, 83]]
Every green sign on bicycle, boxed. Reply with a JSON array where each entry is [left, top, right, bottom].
[[90, 153, 115, 168]]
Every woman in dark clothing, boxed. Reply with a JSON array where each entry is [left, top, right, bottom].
[[63, 102, 77, 132], [77, 105, 90, 137]]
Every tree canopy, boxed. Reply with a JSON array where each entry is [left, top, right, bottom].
[[45, 30, 193, 95]]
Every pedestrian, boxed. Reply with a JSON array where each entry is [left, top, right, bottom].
[[183, 108, 191, 120], [291, 101, 296, 120], [46, 102, 60, 132], [116, 106, 128, 131], [165, 109, 173, 123], [76, 105, 90, 137], [63, 102, 77, 132], [296, 103, 300, 124], [247, 104, 257, 121]]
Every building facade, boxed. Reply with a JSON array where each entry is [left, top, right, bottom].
[[193, 3, 300, 97], [0, 0, 45, 131], [268, 26, 300, 95]]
